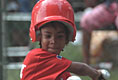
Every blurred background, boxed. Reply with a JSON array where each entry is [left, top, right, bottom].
[[0, 0, 118, 80]]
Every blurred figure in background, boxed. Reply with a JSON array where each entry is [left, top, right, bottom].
[[6, 0, 19, 12], [17, 0, 31, 12], [6, 0, 39, 12], [80, 0, 118, 64], [17, 0, 39, 12]]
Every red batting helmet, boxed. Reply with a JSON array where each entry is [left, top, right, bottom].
[[29, 0, 76, 42]]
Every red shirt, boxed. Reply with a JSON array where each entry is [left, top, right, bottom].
[[20, 48, 72, 80]]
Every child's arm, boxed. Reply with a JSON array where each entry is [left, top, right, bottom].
[[67, 62, 100, 80]]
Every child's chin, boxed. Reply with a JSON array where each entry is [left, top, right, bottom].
[[48, 49, 60, 54]]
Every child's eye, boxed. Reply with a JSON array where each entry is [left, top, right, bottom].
[[57, 35, 65, 38], [45, 35, 51, 39]]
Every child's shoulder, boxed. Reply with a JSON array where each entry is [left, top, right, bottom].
[[24, 48, 44, 61], [28, 48, 51, 55], [30, 48, 43, 52], [28, 48, 44, 55], [26, 48, 57, 59]]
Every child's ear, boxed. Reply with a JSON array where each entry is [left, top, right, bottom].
[[36, 35, 41, 41]]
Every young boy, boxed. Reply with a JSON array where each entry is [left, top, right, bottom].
[[20, 0, 101, 80]]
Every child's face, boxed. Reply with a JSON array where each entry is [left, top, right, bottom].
[[40, 22, 68, 54]]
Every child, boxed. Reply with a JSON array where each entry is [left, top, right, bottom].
[[20, 0, 101, 80]]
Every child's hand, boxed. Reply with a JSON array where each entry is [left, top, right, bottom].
[[90, 70, 101, 80]]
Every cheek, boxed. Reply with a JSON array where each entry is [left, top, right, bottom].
[[58, 40, 67, 47], [41, 39, 49, 48]]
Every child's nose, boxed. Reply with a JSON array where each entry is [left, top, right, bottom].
[[50, 37, 56, 44]]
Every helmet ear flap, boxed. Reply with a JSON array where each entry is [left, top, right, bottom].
[[29, 24, 37, 42]]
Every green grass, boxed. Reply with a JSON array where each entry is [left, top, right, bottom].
[[61, 43, 83, 62], [7, 43, 118, 80], [109, 68, 118, 80], [7, 69, 20, 80]]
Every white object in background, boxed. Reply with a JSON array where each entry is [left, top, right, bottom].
[[71, 31, 82, 45], [99, 62, 113, 70], [100, 69, 110, 79], [67, 76, 82, 80]]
